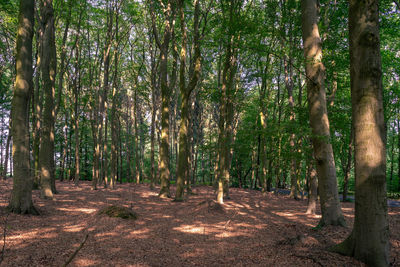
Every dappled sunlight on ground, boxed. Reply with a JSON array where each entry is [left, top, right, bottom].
[[0, 180, 398, 266]]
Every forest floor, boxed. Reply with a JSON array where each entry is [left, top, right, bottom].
[[0, 180, 399, 267]]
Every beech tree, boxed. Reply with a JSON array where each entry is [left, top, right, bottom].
[[300, 0, 345, 226], [8, 0, 38, 214], [39, 0, 57, 198], [332, 0, 390, 265]]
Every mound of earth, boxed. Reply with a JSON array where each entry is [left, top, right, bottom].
[[98, 205, 138, 220]]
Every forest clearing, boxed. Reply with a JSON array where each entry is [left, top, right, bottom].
[[1, 180, 400, 266]]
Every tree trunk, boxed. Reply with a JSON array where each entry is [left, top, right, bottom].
[[39, 0, 57, 198], [134, 89, 141, 184], [342, 127, 353, 202], [97, 3, 113, 188], [150, 0, 176, 198], [175, 0, 201, 201], [306, 156, 318, 215], [2, 117, 11, 179], [8, 0, 38, 214], [398, 117, 400, 191], [332, 0, 389, 265], [72, 41, 81, 187], [110, 7, 120, 189], [33, 25, 42, 189], [301, 0, 345, 226]]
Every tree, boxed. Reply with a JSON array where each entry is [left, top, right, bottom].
[[331, 0, 390, 265], [150, 0, 177, 198], [175, 0, 202, 201], [300, 0, 345, 226], [8, 0, 38, 214], [39, 0, 57, 198]]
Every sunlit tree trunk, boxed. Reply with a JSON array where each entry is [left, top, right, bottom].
[[332, 0, 389, 264], [301, 0, 345, 226], [8, 0, 38, 214], [150, 0, 176, 198], [175, 0, 201, 201], [39, 0, 57, 198]]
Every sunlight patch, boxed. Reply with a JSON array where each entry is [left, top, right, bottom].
[[64, 225, 85, 232], [173, 225, 204, 234]]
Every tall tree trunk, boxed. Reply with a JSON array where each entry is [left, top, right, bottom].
[[72, 41, 81, 186], [389, 127, 395, 184], [342, 127, 353, 202], [332, 0, 389, 265], [134, 89, 140, 184], [175, 0, 201, 201], [97, 2, 113, 188], [398, 117, 400, 191], [301, 0, 345, 226], [39, 0, 57, 198], [33, 24, 42, 189], [151, 0, 176, 198], [8, 0, 38, 214], [2, 117, 11, 179], [306, 153, 318, 215], [217, 39, 237, 203], [110, 6, 120, 189], [149, 35, 157, 189], [102, 115, 109, 187]]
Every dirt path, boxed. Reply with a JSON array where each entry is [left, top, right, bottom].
[[0, 180, 399, 266]]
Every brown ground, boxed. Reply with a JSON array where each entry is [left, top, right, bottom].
[[0, 180, 399, 267]]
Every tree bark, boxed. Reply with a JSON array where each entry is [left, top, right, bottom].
[[72, 36, 81, 187], [398, 117, 400, 191], [306, 155, 318, 215], [150, 0, 176, 198], [342, 127, 353, 202], [332, 0, 389, 265], [175, 0, 201, 201], [32, 22, 42, 189], [38, 0, 57, 197], [110, 6, 121, 189], [301, 0, 345, 226], [2, 117, 11, 179], [8, 0, 38, 214]]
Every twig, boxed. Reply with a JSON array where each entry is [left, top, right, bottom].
[[223, 210, 238, 231], [62, 233, 89, 267]]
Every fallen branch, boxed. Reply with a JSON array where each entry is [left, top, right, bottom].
[[62, 233, 89, 267], [0, 212, 9, 265]]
